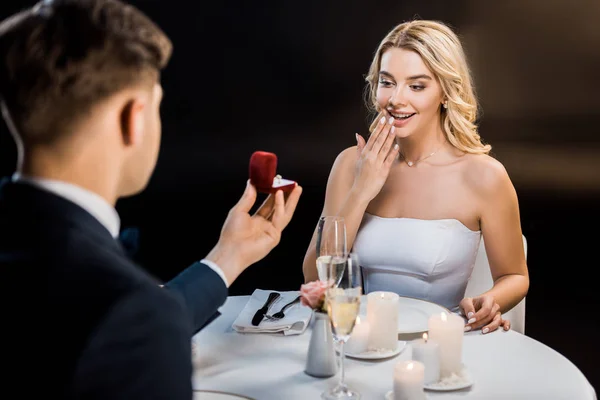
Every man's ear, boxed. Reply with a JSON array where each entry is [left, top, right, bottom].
[[120, 99, 146, 146]]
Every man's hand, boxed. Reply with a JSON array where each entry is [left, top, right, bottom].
[[205, 180, 302, 285]]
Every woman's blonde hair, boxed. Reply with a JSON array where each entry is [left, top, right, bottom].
[[365, 20, 490, 154]]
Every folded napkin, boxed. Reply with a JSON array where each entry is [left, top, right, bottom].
[[232, 289, 313, 336]]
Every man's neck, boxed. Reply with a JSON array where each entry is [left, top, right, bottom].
[[19, 152, 119, 206]]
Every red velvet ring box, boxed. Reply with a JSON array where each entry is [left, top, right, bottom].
[[249, 151, 297, 193]]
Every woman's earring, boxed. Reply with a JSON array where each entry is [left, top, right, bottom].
[[443, 101, 448, 109]]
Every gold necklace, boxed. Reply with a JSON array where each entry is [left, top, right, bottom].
[[401, 146, 443, 167]]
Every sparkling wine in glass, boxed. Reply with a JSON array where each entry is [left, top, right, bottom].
[[322, 253, 362, 400], [316, 216, 347, 286]]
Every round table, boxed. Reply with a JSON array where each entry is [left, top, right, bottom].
[[192, 295, 596, 400]]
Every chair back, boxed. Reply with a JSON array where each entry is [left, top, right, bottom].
[[464, 235, 528, 334]]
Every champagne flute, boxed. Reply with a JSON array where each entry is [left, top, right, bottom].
[[316, 216, 347, 287], [322, 253, 362, 400]]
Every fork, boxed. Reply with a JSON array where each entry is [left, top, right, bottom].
[[264, 295, 301, 320]]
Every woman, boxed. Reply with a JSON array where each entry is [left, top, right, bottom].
[[302, 20, 529, 334]]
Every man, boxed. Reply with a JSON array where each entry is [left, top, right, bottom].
[[0, 0, 302, 398]]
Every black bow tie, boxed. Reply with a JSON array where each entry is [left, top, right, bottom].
[[118, 227, 140, 259]]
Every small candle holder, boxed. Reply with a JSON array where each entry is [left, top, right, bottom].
[[422, 364, 473, 391]]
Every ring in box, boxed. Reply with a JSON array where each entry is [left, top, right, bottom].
[[249, 151, 297, 193]]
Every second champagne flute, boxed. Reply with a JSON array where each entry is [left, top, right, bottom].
[[322, 253, 363, 400]]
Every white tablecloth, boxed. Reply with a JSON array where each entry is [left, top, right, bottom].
[[192, 296, 596, 400]]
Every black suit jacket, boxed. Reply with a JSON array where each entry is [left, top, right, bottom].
[[0, 179, 227, 399]]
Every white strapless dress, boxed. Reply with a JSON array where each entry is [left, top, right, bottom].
[[353, 213, 482, 311]]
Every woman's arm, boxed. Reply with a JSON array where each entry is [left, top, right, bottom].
[[302, 147, 370, 282], [473, 157, 530, 313]]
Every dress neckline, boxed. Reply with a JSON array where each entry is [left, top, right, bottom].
[[364, 212, 481, 233]]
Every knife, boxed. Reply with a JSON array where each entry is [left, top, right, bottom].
[[251, 292, 281, 326]]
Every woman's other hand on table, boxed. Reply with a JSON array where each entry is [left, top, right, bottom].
[[460, 294, 510, 334]]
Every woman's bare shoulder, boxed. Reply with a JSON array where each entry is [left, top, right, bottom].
[[461, 153, 513, 195], [330, 146, 358, 175], [336, 146, 358, 164]]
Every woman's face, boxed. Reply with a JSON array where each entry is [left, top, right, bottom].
[[376, 48, 444, 138]]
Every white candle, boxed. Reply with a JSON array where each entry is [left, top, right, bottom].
[[366, 291, 399, 351], [411, 333, 440, 384], [393, 360, 426, 400], [427, 312, 464, 377], [345, 315, 370, 354]]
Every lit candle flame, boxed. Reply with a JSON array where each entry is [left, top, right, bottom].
[[441, 312, 447, 322], [355, 316, 361, 324], [381, 293, 385, 299], [407, 362, 414, 370], [423, 333, 428, 342]]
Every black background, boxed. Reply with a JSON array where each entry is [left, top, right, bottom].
[[1, 0, 598, 392]]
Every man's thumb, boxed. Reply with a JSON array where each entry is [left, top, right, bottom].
[[235, 180, 257, 212]]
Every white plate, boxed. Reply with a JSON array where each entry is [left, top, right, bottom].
[[423, 365, 474, 391], [397, 297, 449, 333], [193, 390, 255, 400], [344, 341, 406, 360], [385, 391, 429, 399], [360, 296, 450, 334]]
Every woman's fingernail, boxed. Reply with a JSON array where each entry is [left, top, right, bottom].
[[390, 126, 395, 134], [467, 312, 474, 318], [468, 318, 476, 324], [394, 144, 399, 150], [380, 116, 386, 124], [388, 117, 394, 124], [355, 133, 359, 142], [482, 327, 490, 334], [464, 325, 472, 332]]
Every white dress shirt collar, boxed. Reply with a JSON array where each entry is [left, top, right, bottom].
[[12, 173, 121, 238]]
